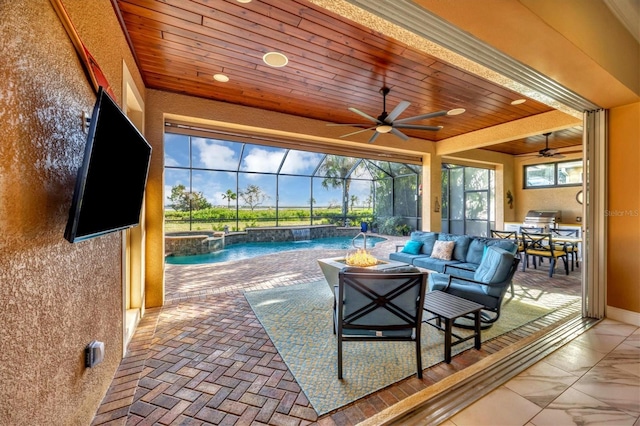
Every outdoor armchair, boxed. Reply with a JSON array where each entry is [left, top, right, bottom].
[[334, 268, 428, 379]]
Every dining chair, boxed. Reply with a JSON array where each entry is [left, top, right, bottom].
[[551, 228, 580, 271], [520, 230, 569, 277], [491, 229, 524, 266], [334, 268, 428, 379]]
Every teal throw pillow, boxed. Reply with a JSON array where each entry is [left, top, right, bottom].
[[401, 240, 423, 255]]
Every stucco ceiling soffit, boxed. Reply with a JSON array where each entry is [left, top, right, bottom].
[[411, 0, 640, 108], [434, 111, 582, 156]]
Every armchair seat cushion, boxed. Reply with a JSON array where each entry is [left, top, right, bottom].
[[428, 273, 499, 309], [444, 262, 478, 279]]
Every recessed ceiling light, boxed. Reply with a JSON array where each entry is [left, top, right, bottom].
[[236, 0, 252, 3], [263, 51, 288, 67], [213, 74, 229, 82], [447, 108, 466, 116], [511, 99, 526, 105]]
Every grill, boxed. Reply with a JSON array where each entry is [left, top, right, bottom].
[[522, 210, 561, 233]]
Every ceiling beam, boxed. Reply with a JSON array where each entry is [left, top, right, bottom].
[[435, 110, 581, 156]]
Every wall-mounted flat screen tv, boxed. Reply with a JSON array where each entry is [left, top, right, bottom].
[[64, 86, 152, 243]]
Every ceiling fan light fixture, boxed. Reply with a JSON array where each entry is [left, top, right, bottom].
[[447, 108, 466, 116], [263, 51, 288, 67], [376, 124, 393, 133]]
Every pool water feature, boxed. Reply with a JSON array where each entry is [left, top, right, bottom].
[[165, 236, 387, 265]]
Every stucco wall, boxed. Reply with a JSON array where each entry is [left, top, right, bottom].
[[0, 1, 143, 423], [607, 102, 640, 314]]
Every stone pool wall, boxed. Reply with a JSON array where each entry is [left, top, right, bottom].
[[165, 232, 225, 257], [224, 225, 362, 245], [165, 225, 363, 257]]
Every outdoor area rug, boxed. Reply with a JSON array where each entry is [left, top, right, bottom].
[[244, 280, 581, 416]]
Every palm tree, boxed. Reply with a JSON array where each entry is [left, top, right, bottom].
[[221, 189, 237, 209], [319, 155, 358, 219]]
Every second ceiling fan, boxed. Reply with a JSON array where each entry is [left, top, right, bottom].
[[524, 132, 582, 159], [328, 87, 465, 143]]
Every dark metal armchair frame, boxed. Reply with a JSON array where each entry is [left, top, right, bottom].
[[441, 257, 520, 328], [334, 270, 428, 379]]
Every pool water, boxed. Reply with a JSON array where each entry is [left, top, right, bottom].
[[165, 236, 387, 265]]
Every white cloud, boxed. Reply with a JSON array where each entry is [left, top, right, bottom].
[[280, 151, 324, 174], [192, 138, 238, 170], [242, 147, 286, 173]]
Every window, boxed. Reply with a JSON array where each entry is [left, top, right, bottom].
[[524, 160, 583, 188]]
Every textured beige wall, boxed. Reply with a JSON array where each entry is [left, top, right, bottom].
[[607, 102, 640, 313], [0, 1, 143, 423]]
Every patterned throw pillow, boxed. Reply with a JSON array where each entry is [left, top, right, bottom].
[[430, 240, 455, 260]]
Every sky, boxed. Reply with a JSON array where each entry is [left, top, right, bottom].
[[164, 133, 379, 209]]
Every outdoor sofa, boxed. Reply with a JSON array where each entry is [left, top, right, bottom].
[[389, 231, 518, 277], [390, 231, 520, 327]]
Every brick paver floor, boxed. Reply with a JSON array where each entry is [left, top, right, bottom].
[[92, 236, 582, 425]]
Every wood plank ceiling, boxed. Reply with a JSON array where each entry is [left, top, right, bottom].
[[112, 0, 583, 155]]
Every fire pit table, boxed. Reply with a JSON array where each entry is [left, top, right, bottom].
[[317, 256, 411, 291]]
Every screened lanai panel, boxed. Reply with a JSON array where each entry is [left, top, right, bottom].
[[240, 144, 287, 173], [279, 175, 311, 207], [312, 176, 342, 208], [165, 133, 190, 167], [389, 162, 420, 177], [393, 175, 419, 217], [348, 179, 373, 210], [316, 155, 358, 178], [191, 138, 242, 170], [280, 150, 324, 175], [351, 160, 373, 180], [238, 173, 277, 209], [165, 168, 190, 208], [192, 170, 237, 207], [368, 160, 393, 178], [374, 178, 393, 217]]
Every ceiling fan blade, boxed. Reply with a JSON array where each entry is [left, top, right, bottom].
[[368, 131, 381, 143], [393, 110, 448, 124], [390, 128, 409, 141], [393, 124, 443, 131], [386, 100, 411, 122], [326, 123, 373, 127], [348, 107, 381, 124], [339, 126, 376, 138]]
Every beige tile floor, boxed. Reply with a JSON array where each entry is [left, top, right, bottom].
[[441, 319, 640, 426]]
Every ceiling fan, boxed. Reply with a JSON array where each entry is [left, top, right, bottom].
[[524, 132, 582, 159], [328, 87, 465, 143]]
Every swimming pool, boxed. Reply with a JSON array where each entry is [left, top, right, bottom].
[[165, 236, 387, 265]]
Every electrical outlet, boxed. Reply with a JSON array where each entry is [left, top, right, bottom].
[[85, 341, 105, 368]]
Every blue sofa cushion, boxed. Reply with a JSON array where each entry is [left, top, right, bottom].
[[389, 251, 425, 264], [410, 231, 438, 255], [438, 233, 471, 262], [401, 240, 423, 254], [412, 256, 459, 273], [474, 246, 514, 285], [465, 238, 518, 264]]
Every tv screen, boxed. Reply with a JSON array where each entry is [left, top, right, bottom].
[[64, 86, 152, 243]]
